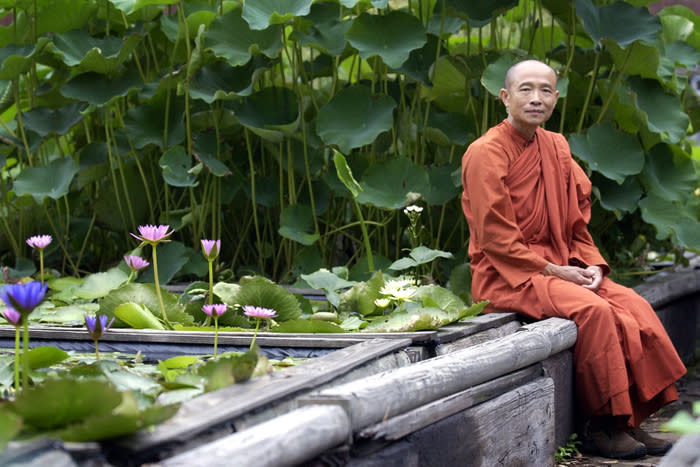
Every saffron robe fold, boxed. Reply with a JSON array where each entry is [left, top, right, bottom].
[[461, 120, 686, 428]]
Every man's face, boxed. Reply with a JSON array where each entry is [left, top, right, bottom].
[[499, 62, 559, 136]]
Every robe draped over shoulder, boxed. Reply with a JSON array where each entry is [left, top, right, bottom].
[[461, 120, 685, 427]]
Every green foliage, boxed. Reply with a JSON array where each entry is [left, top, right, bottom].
[[0, 0, 698, 285], [554, 433, 582, 463]]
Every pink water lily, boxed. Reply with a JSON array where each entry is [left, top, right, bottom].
[[124, 255, 150, 271], [201, 239, 221, 261], [242, 305, 277, 320], [1, 307, 21, 326], [130, 224, 173, 245], [26, 234, 52, 250], [202, 303, 228, 318]]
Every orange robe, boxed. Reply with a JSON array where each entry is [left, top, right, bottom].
[[461, 120, 686, 428]]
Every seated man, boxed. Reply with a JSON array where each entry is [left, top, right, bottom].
[[460, 59, 686, 460]]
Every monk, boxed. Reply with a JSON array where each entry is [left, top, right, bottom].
[[461, 59, 686, 460]]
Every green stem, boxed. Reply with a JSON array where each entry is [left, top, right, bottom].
[[39, 249, 44, 285], [94, 339, 100, 361], [576, 52, 600, 134], [249, 319, 261, 351], [13, 325, 20, 392], [213, 317, 219, 357], [352, 199, 374, 272], [151, 245, 172, 328], [21, 319, 29, 389]]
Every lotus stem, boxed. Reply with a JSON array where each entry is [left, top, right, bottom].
[[21, 319, 29, 389], [151, 245, 172, 328], [249, 319, 261, 351], [13, 325, 20, 391]]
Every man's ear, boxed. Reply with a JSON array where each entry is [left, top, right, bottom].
[[499, 88, 509, 107]]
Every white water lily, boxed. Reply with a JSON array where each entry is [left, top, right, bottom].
[[374, 298, 391, 308]]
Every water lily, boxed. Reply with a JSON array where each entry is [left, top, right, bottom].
[[202, 304, 228, 357], [124, 255, 150, 283], [84, 314, 115, 361], [0, 281, 48, 389], [131, 224, 173, 328], [26, 234, 52, 250], [201, 239, 221, 325], [2, 307, 22, 391], [130, 224, 173, 245], [201, 239, 221, 261], [243, 305, 277, 350], [26, 234, 52, 285]]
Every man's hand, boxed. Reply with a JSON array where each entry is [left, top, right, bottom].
[[542, 263, 603, 292]]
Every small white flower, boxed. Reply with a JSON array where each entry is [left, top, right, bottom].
[[374, 298, 391, 308], [403, 205, 423, 215]]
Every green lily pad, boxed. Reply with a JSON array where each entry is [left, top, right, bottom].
[[316, 85, 396, 154], [114, 302, 166, 330], [0, 408, 22, 451], [21, 103, 85, 137], [356, 156, 430, 209], [346, 10, 427, 69], [568, 124, 644, 183], [576, 0, 661, 48], [26, 346, 70, 370], [10, 378, 121, 430], [13, 157, 80, 203], [74, 267, 129, 300], [278, 204, 319, 246], [160, 145, 199, 187], [272, 318, 345, 333], [242, 0, 312, 30]]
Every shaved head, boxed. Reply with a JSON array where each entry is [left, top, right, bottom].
[[504, 60, 557, 90]]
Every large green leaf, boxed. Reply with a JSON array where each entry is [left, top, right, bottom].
[[231, 87, 299, 136], [139, 240, 191, 285], [356, 156, 430, 209], [100, 282, 193, 327], [278, 204, 319, 246], [0, 42, 45, 80], [576, 0, 661, 48], [300, 268, 356, 308], [424, 165, 461, 205], [13, 157, 79, 203], [203, 8, 282, 67], [242, 0, 312, 30], [188, 59, 265, 103], [442, 0, 518, 26], [593, 175, 642, 219], [124, 96, 186, 149], [628, 76, 689, 144], [0, 409, 22, 451], [21, 103, 85, 137], [332, 150, 363, 198], [160, 146, 198, 187], [60, 68, 143, 106], [109, 0, 178, 15], [236, 276, 302, 321], [481, 55, 519, 96], [114, 302, 166, 329], [389, 246, 454, 271], [316, 86, 396, 153], [74, 267, 129, 300], [346, 11, 427, 69], [292, 2, 350, 56], [10, 378, 121, 430], [640, 144, 697, 203], [639, 194, 700, 248], [51, 29, 141, 74], [568, 124, 644, 183], [26, 346, 70, 370], [0, 1, 96, 48]]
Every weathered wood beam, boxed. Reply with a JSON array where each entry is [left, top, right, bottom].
[[156, 404, 351, 467], [299, 318, 576, 431]]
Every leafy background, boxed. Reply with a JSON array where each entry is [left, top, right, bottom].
[[0, 0, 698, 286]]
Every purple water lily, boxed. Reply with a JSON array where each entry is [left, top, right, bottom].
[[0, 281, 48, 316], [85, 314, 115, 360], [201, 239, 221, 261], [202, 304, 228, 357], [130, 224, 173, 245], [202, 303, 228, 318], [242, 305, 277, 320], [26, 234, 52, 250], [85, 314, 115, 340], [243, 305, 277, 351], [124, 255, 150, 271], [1, 307, 21, 326]]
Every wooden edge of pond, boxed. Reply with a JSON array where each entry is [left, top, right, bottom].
[[112, 337, 413, 454], [0, 325, 438, 348], [635, 268, 700, 309]]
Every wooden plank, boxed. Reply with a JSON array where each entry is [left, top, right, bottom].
[[356, 364, 541, 444], [385, 378, 556, 467], [435, 320, 521, 355], [115, 338, 412, 454], [635, 269, 700, 309], [299, 318, 576, 431], [0, 325, 436, 347], [435, 312, 519, 344], [157, 404, 351, 467]]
